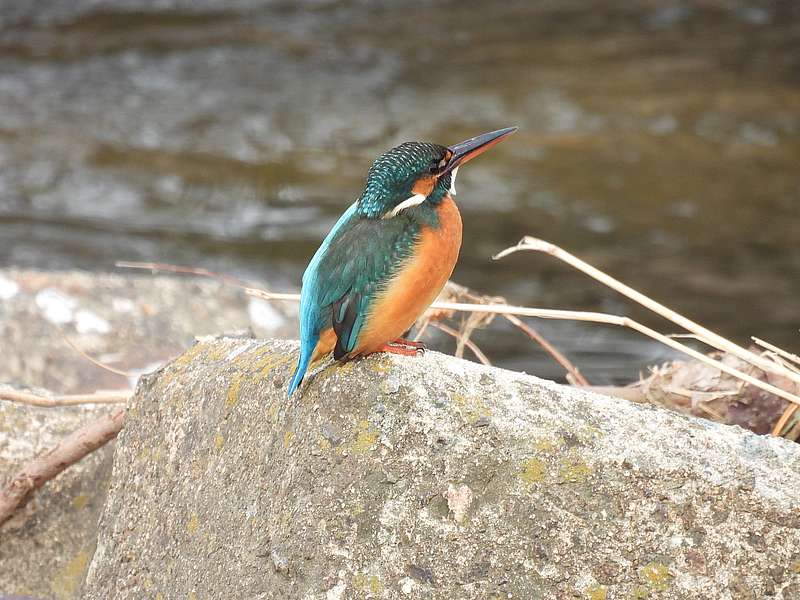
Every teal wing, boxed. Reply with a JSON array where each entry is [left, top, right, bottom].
[[314, 215, 420, 358], [288, 207, 419, 395]]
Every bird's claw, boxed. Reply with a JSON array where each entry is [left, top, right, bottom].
[[379, 338, 426, 356]]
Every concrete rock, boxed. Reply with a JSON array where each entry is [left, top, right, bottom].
[[0, 270, 297, 599], [83, 338, 800, 599], [0, 401, 112, 600], [0, 269, 297, 394]]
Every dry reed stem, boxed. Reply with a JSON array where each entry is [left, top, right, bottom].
[[120, 261, 588, 384], [0, 408, 126, 527], [454, 285, 586, 384], [772, 404, 799, 437], [411, 319, 431, 342], [120, 260, 800, 409], [249, 288, 800, 409], [753, 337, 800, 368], [503, 314, 589, 386], [0, 389, 129, 407], [494, 237, 800, 389], [428, 321, 492, 366]]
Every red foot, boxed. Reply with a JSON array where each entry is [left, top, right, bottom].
[[391, 338, 426, 351], [378, 340, 424, 356]]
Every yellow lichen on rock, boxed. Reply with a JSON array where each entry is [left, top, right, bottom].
[[283, 430, 295, 447], [252, 350, 292, 377], [351, 420, 379, 454], [640, 561, 671, 591], [586, 583, 608, 600], [353, 572, 382, 595], [533, 438, 556, 453], [520, 458, 547, 484], [171, 343, 204, 371], [51, 551, 90, 600], [225, 374, 242, 410], [452, 392, 491, 424], [558, 453, 592, 483], [187, 512, 200, 535]]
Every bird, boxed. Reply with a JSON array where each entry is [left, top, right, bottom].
[[288, 126, 517, 396]]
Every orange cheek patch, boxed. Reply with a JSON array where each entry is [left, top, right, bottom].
[[412, 175, 436, 197]]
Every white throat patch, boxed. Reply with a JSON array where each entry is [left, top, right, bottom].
[[384, 193, 426, 219], [449, 166, 459, 196]]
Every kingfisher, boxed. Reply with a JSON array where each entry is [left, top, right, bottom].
[[288, 126, 517, 396]]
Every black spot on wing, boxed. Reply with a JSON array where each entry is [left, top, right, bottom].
[[332, 290, 363, 359]]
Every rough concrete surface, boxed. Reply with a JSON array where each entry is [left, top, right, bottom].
[[0, 270, 296, 599], [83, 338, 800, 599], [0, 401, 112, 600]]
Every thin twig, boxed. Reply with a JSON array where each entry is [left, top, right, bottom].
[[493, 237, 800, 388], [116, 261, 253, 288], [116, 261, 298, 302], [429, 322, 492, 366], [246, 290, 800, 408], [753, 337, 800, 368], [772, 404, 799, 437], [0, 408, 126, 527], [0, 389, 129, 407], [503, 314, 588, 385], [412, 319, 431, 343], [117, 259, 800, 409], [585, 385, 647, 403], [761, 352, 800, 376], [58, 329, 133, 378]]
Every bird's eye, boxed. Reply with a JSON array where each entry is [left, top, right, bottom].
[[429, 157, 447, 174]]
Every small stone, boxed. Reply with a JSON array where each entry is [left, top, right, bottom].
[[444, 484, 473, 524], [35, 287, 76, 324], [321, 423, 343, 447], [400, 577, 414, 594], [248, 297, 285, 332], [0, 274, 20, 300], [326, 581, 346, 600], [75, 309, 111, 334], [406, 564, 435, 585], [270, 547, 289, 574]]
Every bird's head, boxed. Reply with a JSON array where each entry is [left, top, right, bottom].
[[356, 127, 517, 219]]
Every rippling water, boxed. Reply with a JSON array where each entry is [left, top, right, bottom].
[[1, 0, 798, 383]]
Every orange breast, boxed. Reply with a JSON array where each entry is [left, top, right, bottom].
[[352, 195, 462, 356]]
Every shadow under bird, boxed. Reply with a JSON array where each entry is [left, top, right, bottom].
[[288, 126, 518, 396]]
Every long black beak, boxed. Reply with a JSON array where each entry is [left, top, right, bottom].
[[444, 126, 518, 174]]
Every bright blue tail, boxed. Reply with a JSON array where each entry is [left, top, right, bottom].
[[288, 202, 359, 397], [287, 333, 318, 397]]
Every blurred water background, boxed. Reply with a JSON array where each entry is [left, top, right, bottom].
[[0, 0, 798, 383]]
